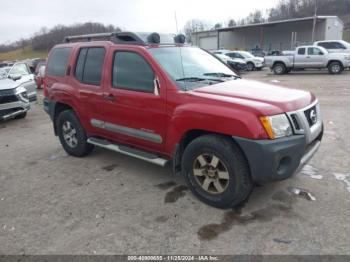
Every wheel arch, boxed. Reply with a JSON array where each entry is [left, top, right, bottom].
[[172, 129, 249, 175], [52, 102, 75, 135], [327, 60, 344, 68], [272, 61, 287, 68]]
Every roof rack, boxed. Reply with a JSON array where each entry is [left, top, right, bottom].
[[64, 32, 186, 45]]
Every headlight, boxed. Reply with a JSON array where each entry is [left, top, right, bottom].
[[260, 114, 293, 139], [15, 86, 26, 95], [15, 86, 29, 102], [344, 55, 350, 60]]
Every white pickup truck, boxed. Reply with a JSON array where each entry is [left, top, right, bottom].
[[264, 46, 350, 75]]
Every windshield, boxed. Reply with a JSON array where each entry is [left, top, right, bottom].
[[239, 51, 254, 58], [0, 69, 7, 79], [148, 47, 237, 90]]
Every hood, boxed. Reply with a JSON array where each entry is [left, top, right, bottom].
[[253, 57, 264, 62], [0, 78, 19, 91], [190, 79, 314, 115], [231, 58, 246, 64]]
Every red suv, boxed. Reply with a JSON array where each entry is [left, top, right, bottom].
[[43, 32, 323, 208]]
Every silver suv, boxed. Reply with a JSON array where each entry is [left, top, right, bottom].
[[0, 68, 30, 121]]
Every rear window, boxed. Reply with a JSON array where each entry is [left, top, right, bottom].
[[47, 47, 72, 77], [75, 47, 105, 85], [298, 48, 306, 55]]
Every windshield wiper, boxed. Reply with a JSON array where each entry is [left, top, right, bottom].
[[203, 72, 240, 79], [176, 77, 224, 83]]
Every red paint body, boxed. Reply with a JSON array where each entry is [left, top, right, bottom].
[[44, 42, 315, 159]]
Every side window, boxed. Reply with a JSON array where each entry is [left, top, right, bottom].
[[333, 42, 346, 49], [308, 47, 323, 55], [317, 42, 329, 49], [75, 47, 105, 85], [112, 52, 154, 93], [47, 47, 72, 77], [298, 48, 306, 55], [10, 64, 29, 75], [75, 48, 88, 82]]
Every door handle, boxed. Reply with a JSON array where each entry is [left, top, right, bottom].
[[306, 56, 311, 58], [102, 94, 116, 102]]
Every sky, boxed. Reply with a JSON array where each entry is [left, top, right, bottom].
[[0, 0, 280, 44]]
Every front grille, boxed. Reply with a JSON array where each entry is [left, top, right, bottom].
[[304, 106, 317, 127], [290, 113, 301, 131], [0, 107, 22, 117], [0, 89, 19, 104]]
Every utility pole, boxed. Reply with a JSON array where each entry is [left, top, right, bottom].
[[175, 11, 179, 33], [311, 0, 318, 43]]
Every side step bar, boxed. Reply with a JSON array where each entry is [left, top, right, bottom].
[[87, 137, 169, 167]]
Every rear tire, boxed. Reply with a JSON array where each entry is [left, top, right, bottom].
[[273, 63, 286, 75], [182, 135, 253, 209], [56, 110, 94, 157], [328, 61, 343, 74]]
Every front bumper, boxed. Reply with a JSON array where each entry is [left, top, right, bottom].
[[0, 101, 30, 121], [234, 126, 323, 183]]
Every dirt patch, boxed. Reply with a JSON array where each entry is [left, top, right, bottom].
[[155, 181, 177, 190], [271, 190, 292, 203], [102, 164, 119, 171], [155, 215, 169, 223], [164, 185, 188, 203], [198, 203, 296, 241]]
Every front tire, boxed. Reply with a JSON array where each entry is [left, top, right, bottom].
[[56, 110, 94, 157], [328, 61, 343, 74], [247, 62, 255, 71], [182, 135, 253, 209]]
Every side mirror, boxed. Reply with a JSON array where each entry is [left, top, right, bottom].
[[8, 74, 22, 81], [319, 52, 324, 55]]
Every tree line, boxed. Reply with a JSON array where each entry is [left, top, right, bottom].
[[1, 0, 349, 53], [0, 22, 121, 53]]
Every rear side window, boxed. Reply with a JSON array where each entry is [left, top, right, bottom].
[[298, 48, 305, 55], [75, 47, 105, 85], [47, 47, 72, 77], [112, 52, 154, 93]]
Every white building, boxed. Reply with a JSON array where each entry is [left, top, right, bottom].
[[192, 16, 344, 51]]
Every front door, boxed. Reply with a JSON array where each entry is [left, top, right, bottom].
[[306, 47, 325, 67], [96, 47, 167, 153]]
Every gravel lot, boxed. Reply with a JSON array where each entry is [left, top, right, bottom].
[[0, 69, 349, 255]]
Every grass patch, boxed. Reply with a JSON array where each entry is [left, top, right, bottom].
[[0, 46, 48, 61]]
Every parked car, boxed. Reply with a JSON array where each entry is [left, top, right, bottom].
[[6, 62, 37, 101], [31, 58, 47, 73], [314, 40, 350, 54], [0, 68, 30, 121], [35, 64, 46, 89], [213, 50, 264, 71], [214, 53, 247, 72], [44, 32, 323, 209], [264, 46, 350, 75]]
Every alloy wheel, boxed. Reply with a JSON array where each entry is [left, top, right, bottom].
[[62, 121, 78, 148], [193, 153, 230, 194]]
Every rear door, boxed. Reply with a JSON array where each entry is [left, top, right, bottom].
[[67, 45, 109, 137], [96, 46, 167, 153], [294, 47, 308, 68]]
